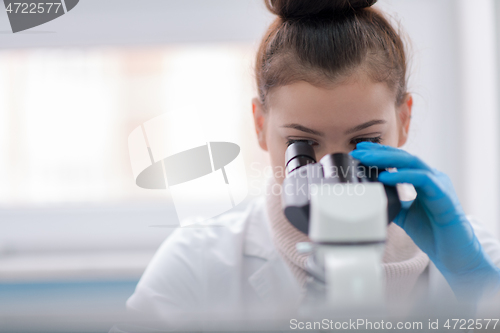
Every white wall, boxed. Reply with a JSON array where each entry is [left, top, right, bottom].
[[0, 0, 274, 48], [380, 0, 500, 237]]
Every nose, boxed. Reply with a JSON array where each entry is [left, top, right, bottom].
[[315, 144, 353, 162]]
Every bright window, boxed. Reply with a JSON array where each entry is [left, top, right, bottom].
[[0, 43, 269, 207]]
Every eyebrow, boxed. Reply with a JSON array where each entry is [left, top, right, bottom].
[[344, 119, 387, 135], [282, 123, 325, 136], [282, 119, 387, 137]]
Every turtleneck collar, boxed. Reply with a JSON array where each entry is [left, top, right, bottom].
[[263, 176, 430, 301]]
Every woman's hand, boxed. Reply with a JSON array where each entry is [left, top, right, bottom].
[[350, 142, 500, 303]]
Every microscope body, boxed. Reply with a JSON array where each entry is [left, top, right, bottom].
[[282, 142, 401, 309]]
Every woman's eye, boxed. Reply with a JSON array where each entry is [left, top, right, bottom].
[[286, 139, 317, 147], [351, 136, 382, 145]]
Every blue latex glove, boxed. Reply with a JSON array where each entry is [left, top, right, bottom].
[[350, 142, 500, 303]]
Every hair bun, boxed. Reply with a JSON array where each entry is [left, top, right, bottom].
[[265, 0, 377, 19]]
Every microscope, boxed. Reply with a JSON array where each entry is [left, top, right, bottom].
[[282, 141, 401, 311]]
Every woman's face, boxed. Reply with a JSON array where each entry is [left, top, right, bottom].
[[252, 74, 413, 184]]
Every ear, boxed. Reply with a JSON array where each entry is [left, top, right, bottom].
[[397, 94, 413, 147], [252, 97, 268, 151]]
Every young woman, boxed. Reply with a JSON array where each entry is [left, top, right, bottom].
[[125, 0, 500, 323]]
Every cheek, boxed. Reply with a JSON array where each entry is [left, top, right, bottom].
[[382, 117, 402, 147], [382, 130, 400, 147]]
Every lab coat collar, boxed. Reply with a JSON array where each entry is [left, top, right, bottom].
[[242, 196, 275, 261], [243, 196, 302, 304]]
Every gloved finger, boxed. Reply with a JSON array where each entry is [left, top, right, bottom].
[[378, 169, 442, 197], [390, 199, 412, 230], [350, 149, 432, 171], [378, 169, 457, 221]]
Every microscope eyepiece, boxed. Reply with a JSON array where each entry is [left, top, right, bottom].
[[282, 144, 401, 233], [285, 141, 316, 174]]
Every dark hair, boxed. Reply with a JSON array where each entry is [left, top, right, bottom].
[[255, 0, 408, 109]]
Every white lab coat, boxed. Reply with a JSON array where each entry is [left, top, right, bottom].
[[126, 196, 500, 324]]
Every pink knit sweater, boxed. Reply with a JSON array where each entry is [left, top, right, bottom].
[[265, 177, 430, 301]]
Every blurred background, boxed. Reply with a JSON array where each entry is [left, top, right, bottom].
[[0, 0, 499, 331]]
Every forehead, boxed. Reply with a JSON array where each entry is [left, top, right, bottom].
[[266, 78, 397, 129]]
